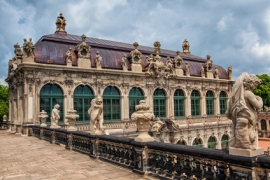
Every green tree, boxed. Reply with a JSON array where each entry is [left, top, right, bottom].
[[253, 74, 270, 109], [0, 84, 8, 121]]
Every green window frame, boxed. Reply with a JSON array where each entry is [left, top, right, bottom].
[[221, 135, 229, 150], [206, 91, 214, 116], [208, 136, 216, 149], [103, 86, 121, 122], [191, 90, 200, 116], [174, 89, 185, 118], [177, 140, 186, 145], [40, 84, 64, 123], [73, 85, 94, 122], [219, 91, 227, 115], [192, 138, 202, 147], [129, 87, 144, 119], [261, 119, 267, 131], [153, 89, 166, 118]]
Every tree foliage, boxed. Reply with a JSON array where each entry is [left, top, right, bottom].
[[253, 74, 270, 107], [0, 84, 8, 121]]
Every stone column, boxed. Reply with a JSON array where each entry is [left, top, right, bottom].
[[123, 94, 129, 120], [166, 96, 170, 118], [121, 95, 126, 120], [185, 96, 191, 117], [148, 89, 154, 113], [201, 96, 206, 116], [215, 95, 220, 115]]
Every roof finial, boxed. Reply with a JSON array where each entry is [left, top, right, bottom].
[[153, 41, 161, 55], [182, 39, 190, 54], [55, 13, 67, 34]]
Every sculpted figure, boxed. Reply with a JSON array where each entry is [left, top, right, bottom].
[[51, 104, 61, 128], [95, 51, 102, 66], [226, 73, 263, 150], [174, 50, 183, 69], [151, 117, 165, 132], [184, 62, 190, 76], [228, 66, 232, 80], [23, 38, 35, 58], [214, 66, 219, 79], [121, 54, 127, 69], [88, 96, 104, 134], [65, 47, 72, 63], [165, 56, 175, 77], [200, 65, 205, 77]]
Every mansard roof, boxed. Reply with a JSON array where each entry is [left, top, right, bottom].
[[34, 33, 228, 79]]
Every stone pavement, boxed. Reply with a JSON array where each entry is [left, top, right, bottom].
[[0, 131, 155, 180]]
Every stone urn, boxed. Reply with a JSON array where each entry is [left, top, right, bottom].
[[131, 100, 155, 142], [38, 110, 48, 127], [3, 115, 7, 122], [65, 108, 79, 131]]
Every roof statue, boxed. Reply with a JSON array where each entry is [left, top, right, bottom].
[[130, 42, 142, 64], [55, 13, 66, 34], [182, 39, 190, 54], [174, 50, 183, 69]]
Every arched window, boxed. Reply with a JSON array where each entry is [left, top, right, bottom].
[[221, 135, 229, 150], [191, 90, 200, 116], [208, 136, 216, 149], [129, 87, 144, 119], [177, 140, 186, 145], [206, 91, 214, 116], [174, 89, 185, 118], [153, 89, 166, 118], [73, 85, 94, 122], [261, 119, 267, 131], [103, 86, 121, 121], [40, 84, 63, 123], [192, 138, 202, 147], [219, 91, 227, 115]]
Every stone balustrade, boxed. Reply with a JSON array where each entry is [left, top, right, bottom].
[[28, 125, 270, 180]]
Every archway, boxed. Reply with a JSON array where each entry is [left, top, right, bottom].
[[129, 87, 144, 119], [174, 89, 185, 118], [221, 134, 229, 150], [153, 89, 166, 118], [208, 136, 216, 149], [192, 138, 203, 147], [191, 90, 200, 116], [103, 86, 121, 121]]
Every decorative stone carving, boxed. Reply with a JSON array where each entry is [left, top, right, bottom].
[[65, 108, 79, 131], [3, 115, 7, 122], [165, 57, 176, 78], [184, 62, 190, 76], [130, 42, 142, 72], [65, 47, 72, 67], [38, 110, 48, 127], [205, 55, 214, 79], [55, 13, 66, 33], [228, 66, 233, 80], [182, 39, 190, 54], [200, 65, 205, 78], [121, 54, 128, 71], [76, 34, 91, 68], [174, 50, 183, 69], [226, 72, 264, 156], [95, 51, 102, 69], [214, 66, 219, 79], [131, 100, 155, 142], [88, 96, 104, 135], [50, 104, 61, 128], [151, 117, 165, 132], [23, 38, 35, 58]]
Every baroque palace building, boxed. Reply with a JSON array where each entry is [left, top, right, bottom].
[[6, 13, 234, 149]]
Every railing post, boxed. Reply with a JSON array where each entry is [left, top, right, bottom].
[[66, 132, 73, 150], [51, 130, 55, 144], [133, 146, 148, 174], [28, 126, 33, 136], [39, 128, 44, 140]]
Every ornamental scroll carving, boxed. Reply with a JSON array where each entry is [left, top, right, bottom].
[[130, 42, 142, 64], [76, 34, 91, 59]]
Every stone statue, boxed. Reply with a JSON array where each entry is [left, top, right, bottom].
[[50, 104, 61, 128], [95, 51, 102, 68], [121, 54, 127, 70], [55, 13, 66, 32], [174, 50, 183, 69], [184, 62, 190, 76], [76, 34, 91, 59], [88, 96, 104, 134], [151, 117, 165, 132], [228, 66, 232, 80], [145, 54, 153, 64], [214, 66, 219, 79], [23, 38, 35, 58], [205, 55, 213, 71], [200, 65, 205, 77], [165, 56, 175, 78], [3, 115, 7, 122], [226, 73, 263, 150], [65, 47, 72, 63], [130, 42, 142, 64]]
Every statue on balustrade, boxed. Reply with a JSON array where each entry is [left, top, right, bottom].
[[50, 104, 61, 128], [23, 38, 35, 58], [88, 96, 104, 134], [226, 72, 263, 150]]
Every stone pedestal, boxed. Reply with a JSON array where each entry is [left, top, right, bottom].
[[23, 57, 34, 63], [123, 66, 128, 71], [67, 61, 72, 67], [50, 124, 61, 129], [175, 68, 183, 76], [38, 110, 48, 127], [131, 100, 155, 142], [131, 64, 142, 73], [96, 64, 102, 69], [229, 147, 264, 157], [206, 71, 213, 79], [78, 58, 91, 68], [65, 109, 79, 131]]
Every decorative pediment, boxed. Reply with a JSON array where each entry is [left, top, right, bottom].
[[174, 50, 183, 69], [130, 42, 142, 64], [76, 34, 91, 59], [204, 55, 213, 72]]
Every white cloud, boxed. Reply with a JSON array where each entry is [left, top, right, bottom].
[[217, 13, 233, 32]]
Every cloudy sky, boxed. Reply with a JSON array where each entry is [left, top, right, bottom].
[[1, 0, 270, 84]]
